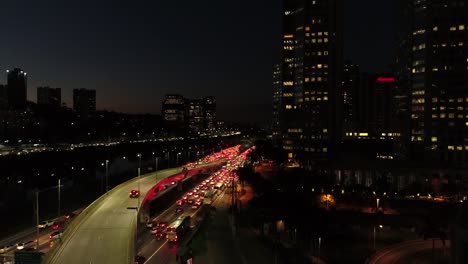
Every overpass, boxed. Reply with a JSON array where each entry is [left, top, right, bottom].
[[44, 161, 224, 264]]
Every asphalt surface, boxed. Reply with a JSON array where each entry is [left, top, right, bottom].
[[46, 162, 221, 264], [367, 239, 450, 264]]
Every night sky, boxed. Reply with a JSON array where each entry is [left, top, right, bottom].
[[0, 0, 394, 123]]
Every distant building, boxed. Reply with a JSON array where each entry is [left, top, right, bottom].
[[187, 99, 204, 135], [162, 94, 186, 135], [73, 88, 96, 118], [272, 64, 281, 145], [37, 87, 61, 107], [6, 68, 27, 110], [0, 84, 7, 110], [396, 0, 468, 163], [203, 96, 216, 131]]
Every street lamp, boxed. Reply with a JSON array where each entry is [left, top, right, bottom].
[[105, 160, 109, 193], [35, 180, 63, 249], [137, 153, 141, 206], [176, 152, 181, 166]]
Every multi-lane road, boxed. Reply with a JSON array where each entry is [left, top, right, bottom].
[[45, 162, 223, 264], [44, 146, 241, 264], [367, 239, 450, 264]]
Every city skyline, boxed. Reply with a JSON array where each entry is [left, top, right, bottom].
[[0, 0, 393, 123]]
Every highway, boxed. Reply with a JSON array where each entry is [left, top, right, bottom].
[[366, 239, 450, 264], [45, 160, 225, 264]]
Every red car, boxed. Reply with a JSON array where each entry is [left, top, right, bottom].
[[129, 190, 140, 198], [52, 221, 65, 230], [155, 231, 166, 241]]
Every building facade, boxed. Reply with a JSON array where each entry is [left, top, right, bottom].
[[162, 94, 186, 135], [73, 88, 96, 118], [187, 99, 204, 135], [6, 68, 27, 110], [278, 0, 344, 162], [272, 64, 282, 145], [396, 0, 468, 163], [37, 86, 61, 107], [203, 96, 216, 131], [341, 61, 360, 131], [0, 84, 7, 110]]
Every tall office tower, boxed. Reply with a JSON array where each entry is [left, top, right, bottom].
[[187, 99, 204, 135], [6, 68, 27, 110], [0, 84, 7, 110], [162, 94, 186, 135], [272, 64, 282, 145], [396, 0, 468, 163], [279, 0, 343, 161], [37, 86, 61, 107], [73, 88, 96, 118], [203, 96, 216, 131], [341, 61, 360, 131]]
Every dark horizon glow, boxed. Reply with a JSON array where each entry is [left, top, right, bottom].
[[0, 0, 393, 123]]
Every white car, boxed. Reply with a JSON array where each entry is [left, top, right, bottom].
[[37, 220, 54, 229], [16, 240, 34, 250]]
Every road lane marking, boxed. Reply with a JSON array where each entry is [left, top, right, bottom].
[[144, 241, 168, 263]]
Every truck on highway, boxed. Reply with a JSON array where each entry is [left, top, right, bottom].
[[166, 216, 191, 242], [203, 189, 218, 205]]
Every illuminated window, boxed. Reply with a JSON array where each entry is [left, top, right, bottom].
[[431, 137, 438, 142], [323, 96, 328, 101], [450, 26, 457, 31], [433, 26, 438, 31], [285, 105, 292, 109], [459, 25, 465, 30], [448, 146, 455, 150], [449, 113, 455, 118], [457, 146, 463, 151], [440, 113, 446, 118], [317, 64, 322, 68], [323, 148, 328, 153], [323, 129, 328, 133]]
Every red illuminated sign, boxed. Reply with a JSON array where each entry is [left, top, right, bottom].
[[376, 77, 395, 83]]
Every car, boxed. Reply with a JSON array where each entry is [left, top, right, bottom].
[[49, 231, 62, 240], [146, 221, 155, 228], [187, 192, 193, 196], [156, 221, 168, 229], [175, 207, 184, 214], [52, 221, 65, 230], [182, 195, 188, 201], [176, 200, 185, 206], [171, 181, 176, 185], [192, 204, 199, 209], [135, 255, 147, 264], [187, 199, 194, 204], [150, 226, 159, 234], [37, 220, 54, 229], [0, 244, 14, 254], [129, 190, 140, 198], [64, 212, 76, 219], [155, 231, 166, 241], [16, 240, 34, 250]]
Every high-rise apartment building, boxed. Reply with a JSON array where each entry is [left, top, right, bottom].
[[187, 99, 204, 135], [396, 0, 468, 163], [73, 88, 96, 118], [37, 86, 61, 107], [6, 68, 27, 110], [162, 94, 186, 135], [272, 64, 282, 144], [278, 0, 343, 161], [203, 96, 216, 131]]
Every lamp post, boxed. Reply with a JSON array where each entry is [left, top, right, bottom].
[[35, 180, 64, 249], [137, 153, 141, 206], [176, 152, 181, 166], [105, 160, 109, 193]]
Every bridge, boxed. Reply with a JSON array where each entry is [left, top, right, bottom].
[[44, 161, 224, 264]]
